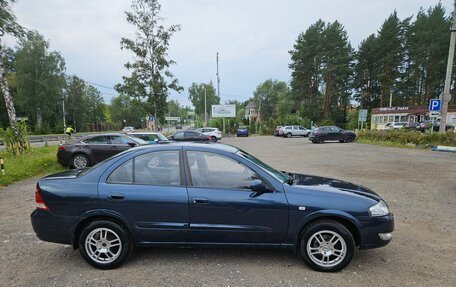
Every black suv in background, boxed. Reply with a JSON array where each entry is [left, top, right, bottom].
[[308, 126, 356, 144]]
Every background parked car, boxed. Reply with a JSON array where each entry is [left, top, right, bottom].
[[308, 126, 356, 144], [169, 130, 211, 142], [122, 126, 135, 132], [403, 122, 421, 131], [281, 125, 311, 138], [195, 127, 222, 142], [274, 126, 283, 136], [385, 122, 406, 129], [129, 132, 169, 144], [416, 120, 454, 132], [175, 124, 183, 129], [57, 133, 148, 168], [236, 126, 249, 137]]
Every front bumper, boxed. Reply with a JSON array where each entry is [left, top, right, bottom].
[[359, 213, 394, 249], [31, 209, 80, 245]]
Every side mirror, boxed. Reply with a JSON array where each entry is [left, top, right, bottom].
[[249, 179, 269, 193], [127, 142, 137, 147], [154, 138, 159, 142]]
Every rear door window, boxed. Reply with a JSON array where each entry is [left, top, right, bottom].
[[83, 136, 109, 144]]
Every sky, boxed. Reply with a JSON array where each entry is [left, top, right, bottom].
[[6, 0, 453, 107]]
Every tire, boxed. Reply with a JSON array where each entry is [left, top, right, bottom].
[[286, 133, 292, 138], [211, 136, 217, 142], [78, 220, 132, 270], [338, 140, 344, 143], [345, 135, 355, 143], [72, 153, 90, 169], [299, 220, 355, 272], [237, 134, 239, 137], [311, 140, 316, 144], [316, 137, 324, 144]]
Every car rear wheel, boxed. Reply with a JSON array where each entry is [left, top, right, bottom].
[[79, 220, 132, 270], [72, 154, 89, 169], [211, 136, 217, 142], [299, 220, 354, 272], [286, 133, 292, 138], [317, 137, 324, 144]]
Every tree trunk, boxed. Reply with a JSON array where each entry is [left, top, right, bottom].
[[323, 67, 332, 119], [0, 38, 18, 134]]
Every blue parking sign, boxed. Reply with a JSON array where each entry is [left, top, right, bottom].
[[429, 99, 441, 111], [149, 115, 154, 121]]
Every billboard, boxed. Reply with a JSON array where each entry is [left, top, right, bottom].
[[211, 104, 236, 118]]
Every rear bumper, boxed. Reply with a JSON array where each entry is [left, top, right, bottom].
[[57, 150, 70, 166], [31, 209, 80, 245], [359, 214, 394, 250]]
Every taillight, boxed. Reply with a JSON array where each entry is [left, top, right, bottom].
[[58, 145, 65, 151], [35, 185, 48, 210], [207, 136, 212, 140]]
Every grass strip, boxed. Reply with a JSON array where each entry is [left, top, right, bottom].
[[0, 146, 64, 188]]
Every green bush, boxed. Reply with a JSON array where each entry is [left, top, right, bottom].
[[357, 130, 456, 146]]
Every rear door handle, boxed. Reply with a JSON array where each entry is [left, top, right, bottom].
[[108, 193, 125, 200], [192, 197, 209, 204]]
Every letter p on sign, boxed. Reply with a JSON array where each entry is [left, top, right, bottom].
[[429, 99, 441, 112]]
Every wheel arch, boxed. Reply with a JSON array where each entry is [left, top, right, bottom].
[[295, 213, 362, 251], [72, 211, 134, 249]]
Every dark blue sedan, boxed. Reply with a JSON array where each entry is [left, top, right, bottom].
[[31, 143, 394, 272], [236, 126, 249, 137]]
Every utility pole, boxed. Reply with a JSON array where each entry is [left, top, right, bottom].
[[441, 0, 456, 133], [62, 96, 66, 134], [389, 89, 393, 108], [204, 86, 207, 127], [216, 52, 225, 132]]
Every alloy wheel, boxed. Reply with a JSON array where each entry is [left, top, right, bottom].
[[73, 155, 88, 168], [85, 227, 122, 264], [306, 230, 347, 268]]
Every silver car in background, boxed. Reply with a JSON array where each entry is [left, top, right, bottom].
[[195, 127, 222, 142], [281, 125, 311, 138]]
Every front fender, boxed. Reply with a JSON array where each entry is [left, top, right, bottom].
[[286, 209, 363, 247]]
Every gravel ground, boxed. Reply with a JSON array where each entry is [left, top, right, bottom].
[[0, 136, 455, 287]]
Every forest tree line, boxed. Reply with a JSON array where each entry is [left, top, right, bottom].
[[2, 2, 455, 134]]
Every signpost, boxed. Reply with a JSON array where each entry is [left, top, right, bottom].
[[358, 109, 368, 130]]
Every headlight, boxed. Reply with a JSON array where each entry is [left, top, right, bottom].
[[369, 200, 389, 217]]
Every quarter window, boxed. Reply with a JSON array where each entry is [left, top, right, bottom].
[[173, 132, 184, 139], [108, 159, 133, 183], [187, 151, 258, 190]]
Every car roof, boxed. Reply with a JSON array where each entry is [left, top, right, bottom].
[[129, 142, 239, 153], [129, 132, 162, 135], [80, 133, 131, 139]]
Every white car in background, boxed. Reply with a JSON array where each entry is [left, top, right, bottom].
[[281, 125, 311, 138], [195, 127, 222, 142]]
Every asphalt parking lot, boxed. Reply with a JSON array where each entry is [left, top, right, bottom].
[[0, 136, 455, 286]]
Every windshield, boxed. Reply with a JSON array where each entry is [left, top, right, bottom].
[[156, 133, 168, 141], [129, 136, 149, 145], [236, 149, 288, 183]]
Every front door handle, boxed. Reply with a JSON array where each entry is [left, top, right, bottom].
[[108, 193, 125, 200], [192, 197, 209, 204]]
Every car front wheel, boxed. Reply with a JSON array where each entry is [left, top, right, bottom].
[[79, 220, 132, 269], [299, 220, 354, 272], [345, 135, 355, 143], [286, 133, 292, 138]]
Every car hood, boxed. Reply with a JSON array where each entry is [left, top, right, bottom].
[[285, 172, 381, 201], [42, 168, 90, 180]]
